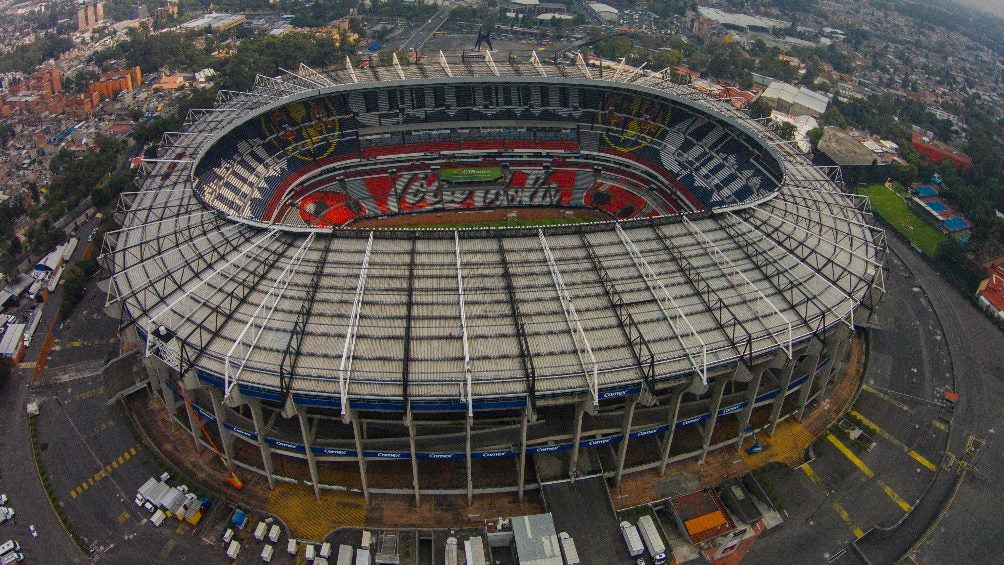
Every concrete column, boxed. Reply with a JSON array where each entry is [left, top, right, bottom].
[[766, 357, 797, 437], [247, 398, 276, 488], [406, 407, 420, 507], [296, 407, 321, 500], [698, 377, 728, 464], [658, 388, 685, 476], [614, 397, 638, 486], [735, 364, 768, 453], [349, 408, 370, 504], [568, 400, 586, 476], [183, 396, 203, 453], [815, 327, 851, 394], [517, 408, 529, 501], [155, 367, 178, 426], [465, 415, 473, 506], [207, 387, 235, 467], [796, 340, 825, 421]]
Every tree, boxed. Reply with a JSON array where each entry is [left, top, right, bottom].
[[777, 121, 797, 141], [807, 126, 825, 150], [747, 98, 771, 120]]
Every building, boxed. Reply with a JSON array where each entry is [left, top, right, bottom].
[[666, 479, 777, 564], [89, 66, 143, 98], [977, 260, 1004, 324], [511, 514, 562, 565], [588, 2, 619, 22], [911, 131, 972, 169], [77, 1, 105, 30], [182, 13, 247, 34], [758, 81, 829, 117], [816, 126, 886, 185], [103, 57, 882, 504]]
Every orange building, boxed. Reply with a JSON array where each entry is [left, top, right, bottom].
[[88, 66, 143, 99]]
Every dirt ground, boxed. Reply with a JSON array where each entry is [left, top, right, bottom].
[[348, 206, 611, 228]]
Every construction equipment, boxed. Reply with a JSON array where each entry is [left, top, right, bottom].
[[176, 382, 243, 489]]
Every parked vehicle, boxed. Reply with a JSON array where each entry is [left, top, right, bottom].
[[0, 508, 13, 524], [226, 540, 241, 560], [0, 541, 18, 557], [320, 542, 332, 558], [620, 521, 644, 557], [558, 532, 580, 565], [287, 538, 297, 555], [637, 515, 667, 565], [268, 524, 280, 543], [150, 509, 166, 527], [260, 544, 274, 563], [222, 528, 235, 544], [305, 543, 315, 561], [0, 551, 22, 564], [336, 544, 354, 565], [254, 521, 267, 541]]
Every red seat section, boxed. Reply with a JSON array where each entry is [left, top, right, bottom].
[[298, 192, 365, 227], [585, 182, 649, 219]]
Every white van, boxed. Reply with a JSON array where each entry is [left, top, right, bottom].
[[268, 524, 281, 543], [320, 542, 332, 558], [287, 538, 298, 555], [222, 528, 235, 544], [260, 544, 274, 563], [254, 521, 268, 541], [305, 543, 316, 561]]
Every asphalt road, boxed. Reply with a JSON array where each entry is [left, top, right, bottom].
[[397, 4, 452, 52], [860, 235, 1004, 563], [748, 235, 954, 564], [0, 218, 100, 563]]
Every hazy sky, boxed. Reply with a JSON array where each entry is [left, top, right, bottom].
[[947, 0, 1004, 19]]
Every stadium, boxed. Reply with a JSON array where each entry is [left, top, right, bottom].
[[102, 52, 885, 503]]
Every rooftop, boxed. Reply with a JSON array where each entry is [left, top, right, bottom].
[[817, 127, 879, 167], [512, 513, 563, 565]]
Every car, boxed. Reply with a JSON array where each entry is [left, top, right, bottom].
[[28, 526, 36, 538], [143, 502, 155, 513], [134, 494, 145, 507]]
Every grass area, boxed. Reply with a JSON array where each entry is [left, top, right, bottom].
[[857, 184, 948, 258]]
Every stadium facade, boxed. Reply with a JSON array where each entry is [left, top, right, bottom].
[[102, 53, 885, 503]]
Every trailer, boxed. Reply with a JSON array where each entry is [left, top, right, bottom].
[[558, 532, 580, 565], [637, 515, 667, 565], [444, 537, 457, 565], [620, 521, 644, 557], [336, 544, 354, 565]]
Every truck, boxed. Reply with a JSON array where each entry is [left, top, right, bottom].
[[0, 552, 22, 564], [0, 541, 18, 557], [320, 542, 332, 558], [260, 544, 274, 563], [254, 521, 267, 541], [444, 537, 457, 565], [287, 539, 297, 555], [620, 520, 644, 557], [268, 524, 281, 543], [336, 544, 354, 565], [637, 515, 667, 565], [0, 507, 13, 524], [355, 547, 371, 565], [150, 509, 167, 527], [226, 540, 241, 560], [557, 532, 580, 565]]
